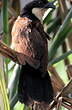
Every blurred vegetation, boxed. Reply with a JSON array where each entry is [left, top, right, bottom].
[[0, 0, 72, 110]]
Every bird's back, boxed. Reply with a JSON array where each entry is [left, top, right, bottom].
[[12, 16, 48, 73]]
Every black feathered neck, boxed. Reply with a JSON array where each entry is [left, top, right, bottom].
[[20, 8, 39, 21], [20, 1, 40, 21]]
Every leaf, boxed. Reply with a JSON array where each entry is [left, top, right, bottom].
[[49, 7, 72, 61], [0, 55, 10, 110]]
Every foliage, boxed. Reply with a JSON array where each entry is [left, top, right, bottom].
[[0, 0, 72, 110]]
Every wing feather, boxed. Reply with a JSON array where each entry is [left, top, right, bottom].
[[12, 16, 48, 71]]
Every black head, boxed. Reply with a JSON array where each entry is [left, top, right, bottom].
[[20, 0, 55, 20], [24, 0, 55, 9], [35, 0, 55, 9]]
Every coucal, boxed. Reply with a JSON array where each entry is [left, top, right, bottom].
[[11, 0, 55, 109]]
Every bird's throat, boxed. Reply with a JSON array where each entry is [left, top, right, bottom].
[[32, 8, 47, 21]]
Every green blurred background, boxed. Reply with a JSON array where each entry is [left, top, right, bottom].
[[0, 0, 72, 110]]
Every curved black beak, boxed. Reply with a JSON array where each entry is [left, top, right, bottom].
[[44, 2, 55, 9]]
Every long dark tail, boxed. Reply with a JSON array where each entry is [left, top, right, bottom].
[[18, 64, 54, 106]]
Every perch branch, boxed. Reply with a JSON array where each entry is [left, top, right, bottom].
[[0, 40, 19, 63], [48, 79, 72, 110]]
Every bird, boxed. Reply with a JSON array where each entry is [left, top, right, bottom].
[[11, 0, 55, 109]]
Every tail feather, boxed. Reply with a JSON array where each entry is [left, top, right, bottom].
[[18, 64, 54, 106]]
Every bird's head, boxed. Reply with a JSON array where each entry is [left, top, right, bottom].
[[20, 0, 55, 20], [28, 0, 55, 9]]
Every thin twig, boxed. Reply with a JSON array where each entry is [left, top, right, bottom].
[[56, 97, 62, 110], [63, 97, 72, 105], [62, 102, 72, 110], [0, 40, 19, 63], [48, 79, 72, 110]]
